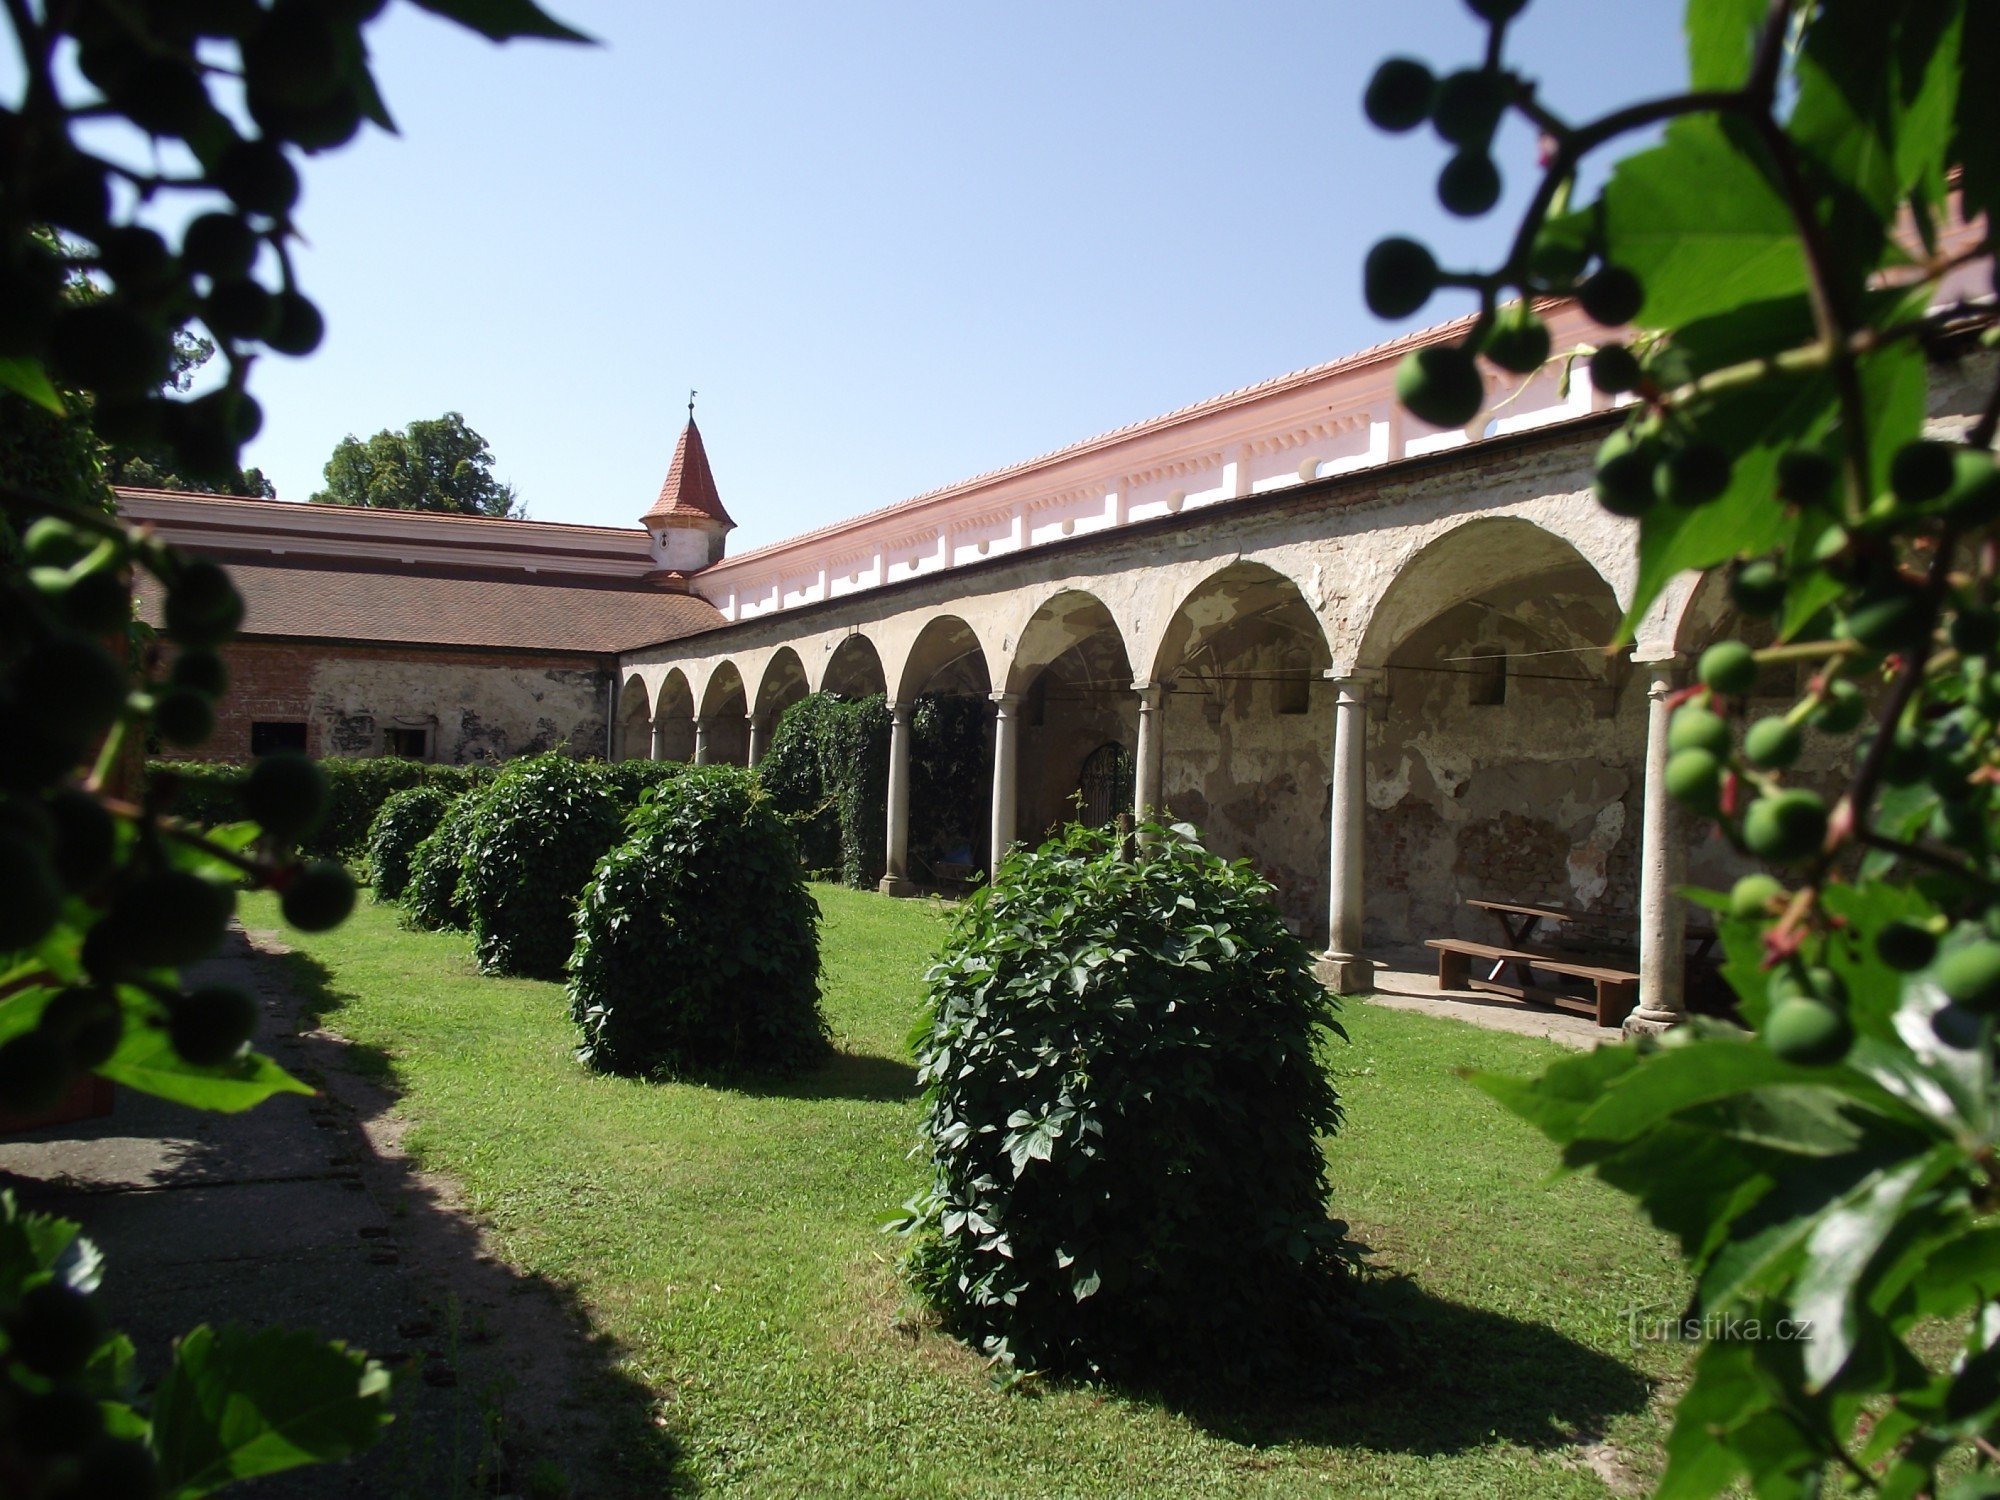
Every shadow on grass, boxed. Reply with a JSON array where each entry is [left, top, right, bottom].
[[730, 1048, 921, 1104], [6, 930, 692, 1499], [1134, 1272, 1654, 1459]]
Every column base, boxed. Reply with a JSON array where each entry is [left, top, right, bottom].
[[1621, 1006, 1685, 1039], [1314, 951, 1374, 995], [877, 875, 920, 899]]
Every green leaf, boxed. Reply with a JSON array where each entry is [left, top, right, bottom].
[[151, 1325, 392, 1498], [1462, 1044, 1645, 1147], [409, 0, 594, 43], [1657, 1335, 1760, 1499], [1602, 116, 1809, 329], [1685, 0, 1770, 90], [1793, 1155, 1935, 1388], [1954, 1, 2000, 225], [0, 355, 66, 413], [98, 1024, 311, 1114]]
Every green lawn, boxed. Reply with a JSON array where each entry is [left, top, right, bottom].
[[240, 884, 1689, 1498]]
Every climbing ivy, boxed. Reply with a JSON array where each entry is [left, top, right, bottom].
[[910, 693, 989, 875], [1366, 0, 2000, 1491]]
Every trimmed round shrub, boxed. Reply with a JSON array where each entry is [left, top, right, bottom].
[[403, 790, 483, 932], [461, 754, 625, 979], [901, 822, 1353, 1379], [365, 785, 453, 902], [569, 766, 827, 1077]]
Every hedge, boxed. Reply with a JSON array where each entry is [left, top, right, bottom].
[[150, 757, 491, 860], [365, 786, 454, 902], [403, 790, 484, 932]]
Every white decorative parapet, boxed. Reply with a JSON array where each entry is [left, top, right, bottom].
[[696, 302, 1609, 622]]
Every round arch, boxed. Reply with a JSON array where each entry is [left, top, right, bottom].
[[818, 632, 887, 699], [697, 661, 751, 765], [653, 668, 696, 763], [1352, 516, 1621, 673], [753, 646, 810, 719], [895, 614, 991, 703], [1149, 559, 1333, 686], [614, 671, 652, 762], [1005, 588, 1134, 696]]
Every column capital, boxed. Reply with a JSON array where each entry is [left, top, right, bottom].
[[691, 715, 708, 729], [886, 699, 912, 722], [989, 689, 1022, 709], [1131, 679, 1165, 706]]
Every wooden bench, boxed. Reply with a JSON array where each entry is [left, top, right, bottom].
[[1424, 937, 1640, 1028]]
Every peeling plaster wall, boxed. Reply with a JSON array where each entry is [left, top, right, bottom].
[[1364, 592, 1643, 947], [305, 654, 608, 764], [1018, 688, 1138, 845], [184, 641, 611, 765]]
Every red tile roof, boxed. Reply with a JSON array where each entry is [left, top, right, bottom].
[[134, 557, 723, 655], [641, 419, 735, 530]]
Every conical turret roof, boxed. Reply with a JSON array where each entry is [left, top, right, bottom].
[[642, 418, 734, 530]]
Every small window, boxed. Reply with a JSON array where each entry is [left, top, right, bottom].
[[251, 721, 307, 756], [1467, 646, 1506, 707], [1277, 648, 1311, 715], [383, 727, 428, 760]]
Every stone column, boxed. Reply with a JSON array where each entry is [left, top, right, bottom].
[[692, 718, 710, 766], [1132, 682, 1164, 840], [1626, 652, 1689, 1035], [746, 713, 766, 767], [1321, 674, 1373, 994], [649, 718, 666, 762], [879, 700, 918, 897], [989, 690, 1021, 866]]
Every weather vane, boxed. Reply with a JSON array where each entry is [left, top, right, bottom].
[[688, 388, 697, 420]]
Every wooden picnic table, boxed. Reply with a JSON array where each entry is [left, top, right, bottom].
[[1464, 898, 1716, 964]]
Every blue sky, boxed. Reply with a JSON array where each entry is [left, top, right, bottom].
[[238, 0, 1688, 548]]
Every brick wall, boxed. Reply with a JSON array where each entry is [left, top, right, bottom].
[[153, 638, 614, 764]]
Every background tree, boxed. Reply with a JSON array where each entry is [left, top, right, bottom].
[[312, 411, 523, 517], [1363, 0, 2000, 1493], [101, 333, 274, 497]]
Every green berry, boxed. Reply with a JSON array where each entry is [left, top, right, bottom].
[[1667, 705, 1731, 756], [38, 985, 124, 1070], [1765, 995, 1852, 1067], [1698, 640, 1758, 696], [168, 984, 259, 1066], [1743, 716, 1802, 769], [1592, 425, 1659, 516], [244, 750, 327, 842], [282, 859, 356, 932], [1942, 446, 2000, 525], [1840, 586, 1928, 652], [1875, 920, 1938, 973], [1578, 264, 1643, 326], [1728, 873, 1784, 919], [1396, 345, 1484, 429], [1363, 57, 1434, 133], [1431, 69, 1505, 147], [163, 558, 244, 644], [22, 517, 90, 568], [1742, 789, 1829, 863], [1729, 559, 1785, 617], [0, 830, 63, 951], [1588, 343, 1641, 395], [214, 138, 300, 215], [48, 301, 172, 396], [1664, 748, 1724, 814], [93, 869, 235, 971], [1950, 609, 2000, 657], [1936, 941, 2000, 1012], [266, 290, 325, 356], [181, 211, 259, 280], [203, 278, 275, 343], [0, 1030, 71, 1114], [151, 686, 216, 748], [169, 649, 229, 698], [46, 786, 115, 892], [1363, 237, 1438, 320], [1481, 303, 1548, 374], [1654, 441, 1732, 507], [6, 1280, 102, 1379], [1438, 150, 1501, 217], [1889, 439, 1955, 504], [1810, 679, 1866, 735], [1776, 447, 1836, 507]]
